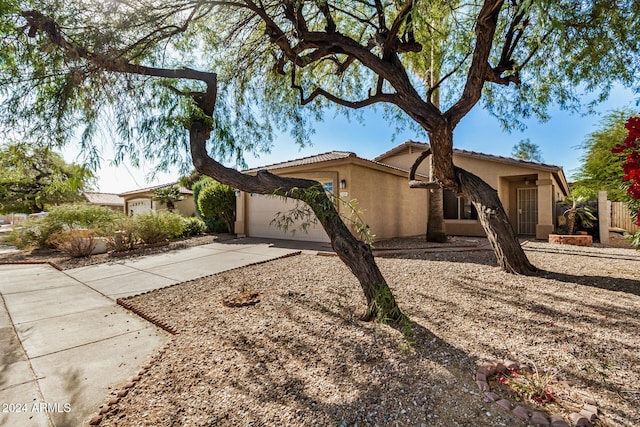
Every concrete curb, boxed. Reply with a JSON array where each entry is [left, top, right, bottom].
[[0, 260, 63, 270]]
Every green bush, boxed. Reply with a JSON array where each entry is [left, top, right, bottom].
[[197, 181, 235, 233], [4, 203, 121, 250], [5, 217, 63, 250], [192, 177, 218, 232], [47, 203, 121, 234], [182, 217, 206, 237], [134, 210, 185, 244]]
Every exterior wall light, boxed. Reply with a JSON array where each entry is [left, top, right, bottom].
[[339, 179, 347, 189]]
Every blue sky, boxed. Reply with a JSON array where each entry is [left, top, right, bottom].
[[71, 85, 638, 194]]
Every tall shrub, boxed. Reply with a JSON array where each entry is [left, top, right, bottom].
[[197, 181, 236, 233], [192, 177, 217, 232]]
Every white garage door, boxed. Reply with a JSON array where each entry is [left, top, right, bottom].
[[246, 193, 330, 242], [128, 199, 152, 216]]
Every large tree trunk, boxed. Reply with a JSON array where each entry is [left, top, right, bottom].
[[457, 167, 537, 274], [428, 125, 537, 274], [189, 120, 405, 322], [426, 187, 447, 242]]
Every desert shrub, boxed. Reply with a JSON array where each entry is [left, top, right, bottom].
[[109, 216, 138, 251], [197, 181, 235, 233], [47, 229, 97, 258], [5, 217, 63, 250], [134, 210, 185, 244], [47, 203, 121, 234], [182, 217, 206, 237]]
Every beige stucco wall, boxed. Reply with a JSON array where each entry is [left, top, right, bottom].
[[348, 163, 428, 240], [380, 148, 568, 239], [237, 159, 428, 242]]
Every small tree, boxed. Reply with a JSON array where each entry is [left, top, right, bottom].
[[0, 143, 94, 213], [572, 110, 635, 201], [512, 139, 543, 162], [197, 181, 235, 233], [152, 185, 184, 212]]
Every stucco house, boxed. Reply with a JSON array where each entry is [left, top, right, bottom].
[[118, 183, 195, 217], [235, 141, 570, 242]]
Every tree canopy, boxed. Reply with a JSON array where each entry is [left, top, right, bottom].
[[511, 139, 543, 162], [571, 109, 636, 201], [0, 143, 94, 213], [1, 1, 638, 169]]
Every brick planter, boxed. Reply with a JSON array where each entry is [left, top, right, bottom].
[[548, 234, 593, 247]]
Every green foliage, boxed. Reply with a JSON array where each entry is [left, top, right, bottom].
[[511, 139, 543, 162], [0, 143, 94, 214], [4, 217, 63, 250], [152, 185, 184, 212], [560, 196, 597, 234], [181, 217, 206, 237], [197, 181, 235, 233], [191, 177, 217, 232], [571, 110, 635, 201], [134, 210, 185, 244], [3, 1, 639, 174], [4, 203, 119, 249], [46, 203, 120, 234]]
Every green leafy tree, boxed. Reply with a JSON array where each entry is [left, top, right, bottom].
[[197, 181, 235, 233], [2, 1, 640, 320], [152, 185, 184, 212], [512, 139, 543, 162], [572, 109, 636, 201], [0, 143, 94, 213]]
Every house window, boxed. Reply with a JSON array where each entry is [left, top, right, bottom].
[[443, 190, 478, 220]]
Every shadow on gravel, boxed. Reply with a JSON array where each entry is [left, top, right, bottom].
[[536, 270, 640, 297]]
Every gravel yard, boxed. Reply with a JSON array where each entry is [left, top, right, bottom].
[[95, 242, 640, 427]]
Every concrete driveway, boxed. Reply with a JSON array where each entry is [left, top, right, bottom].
[[0, 240, 299, 426]]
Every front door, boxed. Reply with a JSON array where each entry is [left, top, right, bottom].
[[517, 188, 538, 235]]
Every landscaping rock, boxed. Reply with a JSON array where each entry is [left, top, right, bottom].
[[531, 411, 550, 426]]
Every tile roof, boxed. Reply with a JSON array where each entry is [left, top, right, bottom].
[[246, 150, 428, 179], [118, 182, 193, 196], [376, 140, 564, 171], [82, 192, 124, 206], [245, 151, 356, 172]]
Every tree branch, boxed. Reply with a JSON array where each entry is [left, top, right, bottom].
[[445, 0, 505, 127]]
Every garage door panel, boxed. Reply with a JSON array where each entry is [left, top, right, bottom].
[[246, 194, 330, 242]]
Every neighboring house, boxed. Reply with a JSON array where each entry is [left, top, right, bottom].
[[236, 141, 570, 242], [82, 192, 125, 212], [118, 183, 195, 217]]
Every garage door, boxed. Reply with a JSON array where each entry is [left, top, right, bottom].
[[246, 193, 330, 242]]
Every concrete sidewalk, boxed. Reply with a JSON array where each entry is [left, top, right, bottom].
[[0, 241, 299, 426], [65, 241, 300, 299]]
